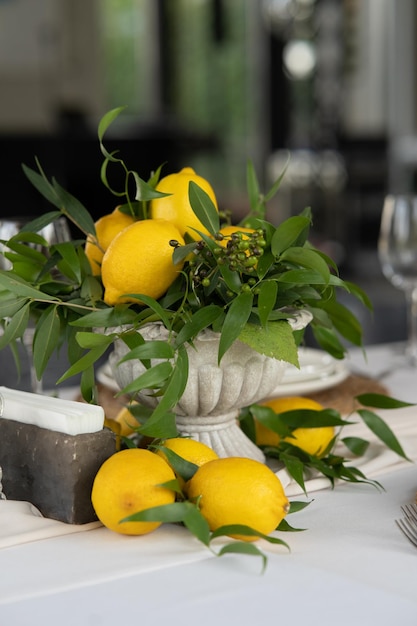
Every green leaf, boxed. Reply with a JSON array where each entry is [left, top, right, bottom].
[[172, 242, 198, 264], [310, 325, 346, 360], [280, 247, 330, 283], [54, 242, 82, 283], [280, 452, 307, 493], [79, 364, 97, 403], [19, 211, 63, 233], [0, 302, 30, 348], [357, 408, 410, 460], [271, 216, 311, 256], [69, 306, 137, 328], [173, 304, 223, 348], [246, 404, 292, 438], [276, 519, 306, 532], [137, 409, 178, 439], [344, 280, 373, 311], [275, 408, 351, 429], [21, 164, 61, 208], [121, 501, 191, 525], [98, 106, 126, 144], [341, 436, 370, 456], [75, 331, 114, 350], [100, 155, 125, 193], [140, 346, 189, 426], [33, 305, 61, 378], [218, 262, 242, 294], [0, 270, 58, 301], [188, 181, 220, 236], [0, 294, 28, 318], [58, 345, 110, 383], [276, 269, 328, 285], [119, 361, 172, 395], [264, 154, 290, 202], [356, 393, 414, 410], [122, 294, 173, 330], [156, 446, 199, 482], [323, 299, 363, 346], [211, 524, 290, 548], [182, 505, 211, 546], [288, 500, 311, 514], [5, 238, 48, 263], [218, 291, 253, 362], [216, 542, 268, 572], [80, 275, 104, 304], [132, 172, 169, 202], [257, 281, 278, 327], [246, 160, 261, 211], [52, 180, 96, 236], [238, 320, 299, 365], [118, 340, 175, 363]]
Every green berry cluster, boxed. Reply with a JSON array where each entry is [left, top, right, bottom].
[[185, 228, 267, 299], [215, 229, 266, 273]]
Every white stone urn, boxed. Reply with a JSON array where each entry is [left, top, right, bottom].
[[108, 311, 312, 462]]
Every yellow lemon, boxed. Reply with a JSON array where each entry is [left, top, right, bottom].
[[112, 403, 140, 437], [156, 437, 219, 488], [150, 167, 218, 238], [101, 218, 185, 305], [85, 206, 136, 275], [218, 225, 256, 247], [187, 457, 289, 542], [258, 396, 334, 457], [91, 448, 176, 535]]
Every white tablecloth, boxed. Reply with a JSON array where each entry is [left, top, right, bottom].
[[1, 342, 417, 626]]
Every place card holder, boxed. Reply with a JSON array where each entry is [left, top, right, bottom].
[[0, 418, 116, 525]]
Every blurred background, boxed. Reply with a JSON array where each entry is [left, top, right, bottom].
[[0, 0, 416, 348]]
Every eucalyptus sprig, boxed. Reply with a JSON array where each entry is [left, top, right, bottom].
[[240, 393, 413, 494]]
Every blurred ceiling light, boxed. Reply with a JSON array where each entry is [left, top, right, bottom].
[[283, 39, 316, 79], [262, 0, 293, 26], [262, 0, 316, 29]]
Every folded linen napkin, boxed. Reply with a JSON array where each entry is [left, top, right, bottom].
[[0, 386, 104, 435], [275, 404, 417, 496], [0, 500, 101, 550]]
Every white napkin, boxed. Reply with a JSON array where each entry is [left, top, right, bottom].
[[275, 405, 417, 496], [0, 386, 104, 435], [0, 500, 101, 549]]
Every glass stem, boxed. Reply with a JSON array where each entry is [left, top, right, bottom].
[[405, 287, 417, 366]]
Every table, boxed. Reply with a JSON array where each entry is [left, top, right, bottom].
[[1, 342, 417, 626]]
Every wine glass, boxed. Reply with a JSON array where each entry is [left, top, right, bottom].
[[0, 216, 72, 392], [378, 194, 417, 365]]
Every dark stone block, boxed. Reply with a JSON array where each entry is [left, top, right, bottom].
[[0, 419, 116, 524]]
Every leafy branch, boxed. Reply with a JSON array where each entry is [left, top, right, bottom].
[[240, 393, 413, 494], [119, 449, 310, 572]]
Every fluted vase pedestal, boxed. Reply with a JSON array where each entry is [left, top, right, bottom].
[[109, 313, 311, 462]]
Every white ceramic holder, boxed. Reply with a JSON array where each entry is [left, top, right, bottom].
[[109, 311, 312, 462]]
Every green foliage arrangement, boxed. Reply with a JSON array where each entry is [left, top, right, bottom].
[[0, 107, 370, 420], [0, 107, 412, 568]]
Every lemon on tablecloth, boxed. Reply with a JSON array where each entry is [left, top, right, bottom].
[[186, 457, 289, 542], [257, 396, 334, 457], [91, 449, 176, 535]]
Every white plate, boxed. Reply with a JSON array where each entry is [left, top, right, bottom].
[[282, 348, 336, 384], [266, 347, 349, 397]]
